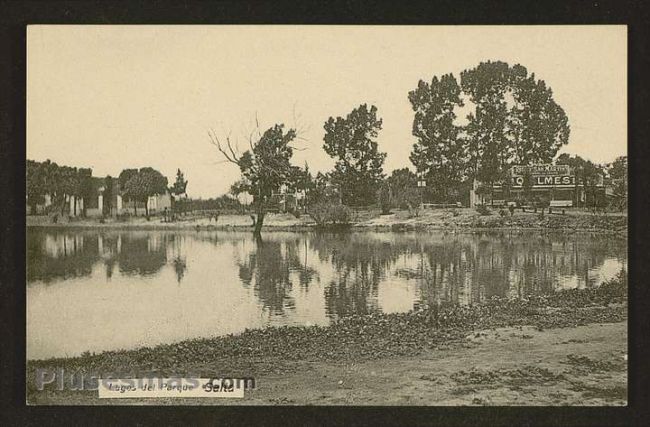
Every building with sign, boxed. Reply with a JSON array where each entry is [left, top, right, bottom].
[[469, 164, 606, 208]]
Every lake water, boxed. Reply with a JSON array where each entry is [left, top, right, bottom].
[[26, 228, 627, 359]]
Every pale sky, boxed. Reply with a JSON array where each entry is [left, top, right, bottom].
[[27, 25, 627, 198]]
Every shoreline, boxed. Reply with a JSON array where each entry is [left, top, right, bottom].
[[27, 274, 627, 405], [27, 322, 627, 406], [26, 212, 627, 236]]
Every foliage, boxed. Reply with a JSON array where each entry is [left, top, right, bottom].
[[119, 167, 168, 217], [118, 169, 139, 205], [409, 61, 570, 199], [169, 168, 188, 196], [408, 74, 466, 201], [210, 123, 299, 234], [77, 168, 94, 217], [461, 61, 570, 174], [306, 172, 340, 206], [25, 159, 91, 216], [378, 181, 392, 214], [607, 156, 627, 211], [402, 188, 423, 217], [328, 204, 353, 225], [26, 160, 46, 214], [323, 104, 386, 206], [386, 168, 420, 210], [169, 169, 189, 215], [522, 169, 534, 203], [103, 176, 114, 216], [184, 195, 244, 213], [476, 204, 491, 216], [556, 153, 605, 208], [308, 202, 353, 227]]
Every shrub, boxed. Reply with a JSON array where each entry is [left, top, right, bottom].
[[498, 209, 508, 217], [407, 202, 421, 218], [379, 183, 392, 215], [308, 202, 353, 226], [450, 208, 460, 217], [328, 204, 353, 224], [308, 202, 329, 226], [476, 204, 491, 216]]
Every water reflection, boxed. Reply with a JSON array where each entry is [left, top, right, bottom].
[[26, 229, 626, 359]]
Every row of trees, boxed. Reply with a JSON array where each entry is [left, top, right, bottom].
[[212, 61, 583, 233], [556, 153, 627, 210], [26, 159, 93, 216], [27, 160, 189, 218], [408, 61, 570, 203]]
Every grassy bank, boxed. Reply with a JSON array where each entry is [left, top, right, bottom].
[[26, 207, 627, 235], [26, 271, 627, 405]]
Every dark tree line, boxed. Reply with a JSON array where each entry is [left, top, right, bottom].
[[408, 61, 571, 203], [26, 159, 94, 216], [27, 159, 184, 218]]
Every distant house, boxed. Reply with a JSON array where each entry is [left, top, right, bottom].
[[269, 183, 307, 213], [79, 176, 172, 217]]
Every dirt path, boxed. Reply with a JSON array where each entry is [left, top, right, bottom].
[[238, 322, 627, 406], [32, 322, 626, 405]]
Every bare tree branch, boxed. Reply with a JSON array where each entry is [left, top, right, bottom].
[[208, 128, 241, 165], [255, 112, 262, 139]]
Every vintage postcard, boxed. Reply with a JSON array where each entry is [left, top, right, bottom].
[[26, 25, 627, 405]]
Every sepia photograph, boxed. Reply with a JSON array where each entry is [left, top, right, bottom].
[[24, 25, 627, 406]]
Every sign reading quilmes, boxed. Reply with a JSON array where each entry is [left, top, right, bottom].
[[97, 377, 247, 398], [509, 164, 575, 187]]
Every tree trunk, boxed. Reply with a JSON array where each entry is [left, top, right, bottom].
[[253, 212, 265, 236], [134, 200, 137, 216], [145, 199, 149, 219]]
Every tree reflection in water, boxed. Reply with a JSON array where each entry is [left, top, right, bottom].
[[310, 233, 407, 319], [26, 230, 170, 283], [27, 230, 99, 283], [237, 236, 319, 317], [172, 256, 187, 284], [117, 233, 168, 276], [26, 229, 625, 317]]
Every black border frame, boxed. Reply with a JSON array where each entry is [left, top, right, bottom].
[[1, 1, 649, 425]]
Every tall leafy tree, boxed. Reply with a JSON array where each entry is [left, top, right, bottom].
[[57, 165, 79, 215], [556, 153, 603, 208], [119, 167, 168, 217], [210, 123, 299, 235], [77, 167, 94, 217], [409, 61, 571, 202], [26, 160, 46, 214], [408, 74, 466, 202], [462, 61, 570, 174], [103, 175, 114, 216], [386, 168, 421, 210], [170, 169, 188, 197], [607, 156, 627, 210], [169, 168, 189, 215], [119, 168, 139, 214], [323, 104, 386, 206], [136, 167, 169, 218]]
